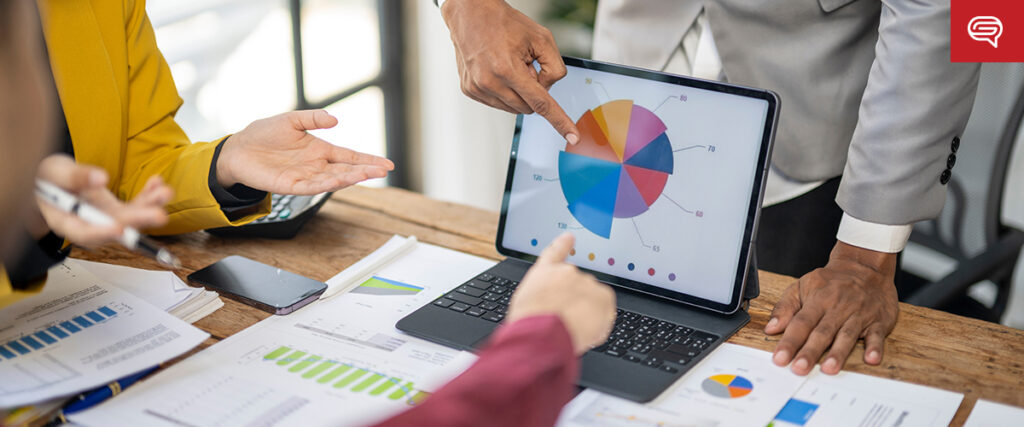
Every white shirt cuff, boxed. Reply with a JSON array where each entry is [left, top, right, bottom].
[[835, 213, 913, 253]]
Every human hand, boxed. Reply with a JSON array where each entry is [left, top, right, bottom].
[[765, 241, 899, 375], [33, 154, 172, 247], [507, 233, 616, 355], [441, 0, 580, 143], [216, 110, 395, 194]]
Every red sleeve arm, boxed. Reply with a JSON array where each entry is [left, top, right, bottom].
[[376, 315, 578, 427]]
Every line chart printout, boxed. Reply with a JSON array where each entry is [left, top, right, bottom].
[[558, 344, 806, 427], [502, 66, 770, 304], [73, 242, 492, 427], [0, 262, 208, 407]]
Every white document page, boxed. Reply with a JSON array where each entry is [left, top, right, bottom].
[[963, 399, 1024, 427], [0, 262, 209, 407], [767, 367, 962, 427], [70, 259, 200, 311], [73, 239, 497, 427], [559, 344, 808, 427]]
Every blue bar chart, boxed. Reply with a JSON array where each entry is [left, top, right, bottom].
[[0, 305, 118, 362]]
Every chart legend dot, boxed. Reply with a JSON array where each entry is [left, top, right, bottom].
[[627, 263, 635, 271], [668, 273, 676, 281], [607, 258, 615, 266], [648, 268, 655, 276], [588, 253, 596, 261], [530, 239, 538, 247]]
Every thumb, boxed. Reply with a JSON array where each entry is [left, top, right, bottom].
[[38, 155, 108, 193], [289, 109, 339, 131], [537, 233, 575, 265]]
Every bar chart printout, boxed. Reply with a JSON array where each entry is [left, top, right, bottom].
[[0, 262, 208, 407], [262, 345, 430, 406]]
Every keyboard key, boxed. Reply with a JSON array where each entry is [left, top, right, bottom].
[[651, 349, 691, 366], [466, 307, 486, 317], [691, 330, 718, 343], [660, 365, 679, 373], [666, 343, 700, 357], [279, 209, 292, 219], [674, 326, 694, 336], [467, 280, 493, 290], [450, 302, 471, 312], [624, 355, 642, 363], [457, 285, 486, 297], [433, 298, 455, 308], [643, 359, 662, 368], [476, 273, 495, 282], [482, 293, 501, 302], [629, 344, 652, 354], [446, 292, 482, 306], [488, 285, 508, 294], [605, 347, 624, 357], [651, 339, 670, 349], [482, 312, 504, 322], [492, 278, 510, 286], [480, 301, 499, 311]]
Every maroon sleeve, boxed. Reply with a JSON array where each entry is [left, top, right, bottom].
[[376, 315, 579, 427]]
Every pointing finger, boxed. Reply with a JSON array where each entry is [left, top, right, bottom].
[[510, 73, 579, 144], [537, 233, 575, 265]]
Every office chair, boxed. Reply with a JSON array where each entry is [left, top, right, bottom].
[[903, 64, 1024, 323]]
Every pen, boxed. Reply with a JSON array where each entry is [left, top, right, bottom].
[[57, 366, 159, 418], [34, 179, 181, 269]]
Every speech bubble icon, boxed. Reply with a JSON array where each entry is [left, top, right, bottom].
[[968, 16, 1003, 48]]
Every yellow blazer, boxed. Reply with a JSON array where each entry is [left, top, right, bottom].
[[1, 0, 270, 305]]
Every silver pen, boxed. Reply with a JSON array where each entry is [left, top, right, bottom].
[[34, 179, 182, 268]]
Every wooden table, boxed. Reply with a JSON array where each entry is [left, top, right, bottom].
[[72, 187, 1024, 426]]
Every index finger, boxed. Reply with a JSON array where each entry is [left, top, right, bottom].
[[510, 74, 580, 143], [537, 233, 575, 265]]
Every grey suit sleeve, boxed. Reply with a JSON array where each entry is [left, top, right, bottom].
[[836, 0, 981, 225]]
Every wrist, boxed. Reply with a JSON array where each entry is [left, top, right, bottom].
[[830, 241, 898, 277], [214, 137, 238, 188]]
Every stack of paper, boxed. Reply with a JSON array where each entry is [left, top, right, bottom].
[[71, 259, 223, 323], [71, 236, 494, 426], [0, 262, 209, 407]]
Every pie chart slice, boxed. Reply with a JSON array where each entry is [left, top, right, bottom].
[[701, 374, 754, 399], [559, 100, 674, 238], [624, 104, 668, 160], [565, 163, 621, 238]]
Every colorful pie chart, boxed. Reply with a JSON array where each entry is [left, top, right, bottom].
[[559, 100, 674, 238], [701, 374, 754, 399]]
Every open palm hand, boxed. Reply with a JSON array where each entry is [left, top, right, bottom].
[[216, 110, 395, 195]]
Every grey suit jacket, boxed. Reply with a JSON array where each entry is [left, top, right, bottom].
[[592, 0, 981, 225]]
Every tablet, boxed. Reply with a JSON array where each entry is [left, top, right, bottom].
[[496, 57, 779, 314]]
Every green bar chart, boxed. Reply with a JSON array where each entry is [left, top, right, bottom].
[[262, 345, 430, 406]]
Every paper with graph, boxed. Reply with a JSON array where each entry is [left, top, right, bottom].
[[72, 239, 494, 426], [0, 262, 208, 407]]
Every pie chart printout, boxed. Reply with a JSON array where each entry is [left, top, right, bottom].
[[558, 100, 674, 238], [701, 374, 754, 399]]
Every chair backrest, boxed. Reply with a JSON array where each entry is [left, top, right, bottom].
[[1000, 91, 1024, 233], [911, 63, 1024, 260]]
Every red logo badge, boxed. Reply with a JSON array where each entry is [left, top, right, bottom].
[[951, 0, 1024, 62]]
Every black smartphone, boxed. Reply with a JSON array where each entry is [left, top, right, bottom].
[[187, 255, 326, 315]]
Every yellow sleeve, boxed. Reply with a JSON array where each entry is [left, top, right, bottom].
[[116, 0, 269, 235], [0, 268, 44, 309]]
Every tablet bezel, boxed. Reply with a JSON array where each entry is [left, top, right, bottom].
[[495, 56, 779, 314]]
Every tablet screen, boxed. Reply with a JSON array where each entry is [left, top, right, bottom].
[[498, 58, 775, 311]]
